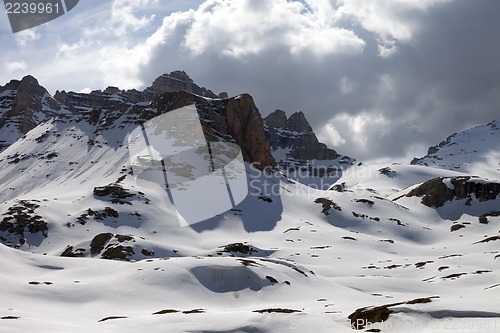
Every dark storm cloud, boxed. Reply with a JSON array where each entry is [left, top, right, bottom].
[[2, 0, 496, 163], [136, 0, 499, 162]]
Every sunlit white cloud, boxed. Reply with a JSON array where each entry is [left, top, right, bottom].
[[318, 122, 346, 147], [178, 0, 365, 58], [0, 0, 498, 164], [6, 61, 27, 73], [335, 0, 454, 56], [14, 28, 40, 47], [111, 0, 159, 35]]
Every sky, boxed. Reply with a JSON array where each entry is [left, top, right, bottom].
[[1, 0, 499, 163]]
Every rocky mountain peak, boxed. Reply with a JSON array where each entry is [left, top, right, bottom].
[[264, 109, 339, 160], [264, 109, 353, 187], [264, 109, 287, 128], [284, 111, 313, 133], [152, 91, 276, 169], [0, 75, 66, 152], [145, 70, 218, 99], [2, 75, 47, 101], [54, 71, 225, 112]]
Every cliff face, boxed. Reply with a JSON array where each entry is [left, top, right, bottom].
[[264, 109, 352, 168], [0, 75, 67, 152], [406, 176, 500, 208], [153, 91, 276, 169], [145, 71, 219, 99], [1, 73, 276, 169], [53, 71, 224, 112]]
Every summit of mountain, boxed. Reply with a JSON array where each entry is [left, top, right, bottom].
[[53, 71, 225, 111], [0, 73, 499, 332], [411, 119, 499, 180], [0, 75, 69, 152], [264, 109, 354, 188]]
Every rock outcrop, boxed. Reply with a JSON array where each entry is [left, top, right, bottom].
[[405, 176, 500, 208], [263, 109, 353, 184], [0, 200, 48, 248], [265, 110, 339, 163], [0, 75, 66, 152], [54, 71, 222, 114], [145, 70, 218, 98], [2, 72, 276, 171], [153, 91, 276, 169]]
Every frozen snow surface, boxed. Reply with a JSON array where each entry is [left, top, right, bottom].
[[0, 111, 499, 332], [412, 119, 499, 181]]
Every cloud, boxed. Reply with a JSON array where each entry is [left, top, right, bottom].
[[0, 0, 498, 164], [14, 28, 40, 47], [110, 0, 159, 35], [335, 0, 454, 57], [179, 0, 365, 58], [319, 122, 346, 147], [6, 61, 27, 73]]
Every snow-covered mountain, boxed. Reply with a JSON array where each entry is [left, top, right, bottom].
[[411, 120, 499, 180], [0, 74, 499, 333], [0, 75, 70, 152]]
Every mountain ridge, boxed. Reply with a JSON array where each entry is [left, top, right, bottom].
[[411, 119, 499, 180], [0, 72, 499, 333]]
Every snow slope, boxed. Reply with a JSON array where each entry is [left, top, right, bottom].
[[412, 120, 499, 180], [0, 99, 499, 332]]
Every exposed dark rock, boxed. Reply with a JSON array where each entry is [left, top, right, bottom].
[[451, 224, 466, 232], [182, 309, 205, 314], [266, 276, 278, 283], [60, 246, 86, 257], [0, 75, 65, 152], [101, 245, 135, 261], [406, 177, 500, 208], [115, 234, 133, 242], [349, 305, 391, 329], [479, 211, 500, 224], [145, 71, 217, 98], [314, 198, 342, 214], [0, 200, 47, 247], [264, 109, 287, 128], [98, 316, 127, 322], [93, 184, 133, 199], [90, 233, 114, 256], [349, 297, 438, 330], [153, 91, 275, 169], [378, 167, 396, 177], [264, 110, 352, 172], [415, 261, 433, 268], [473, 235, 500, 244], [258, 196, 273, 203], [355, 199, 375, 205], [141, 249, 154, 256], [442, 273, 467, 279], [152, 309, 179, 315], [406, 178, 453, 207], [223, 242, 253, 255], [253, 308, 301, 314]]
